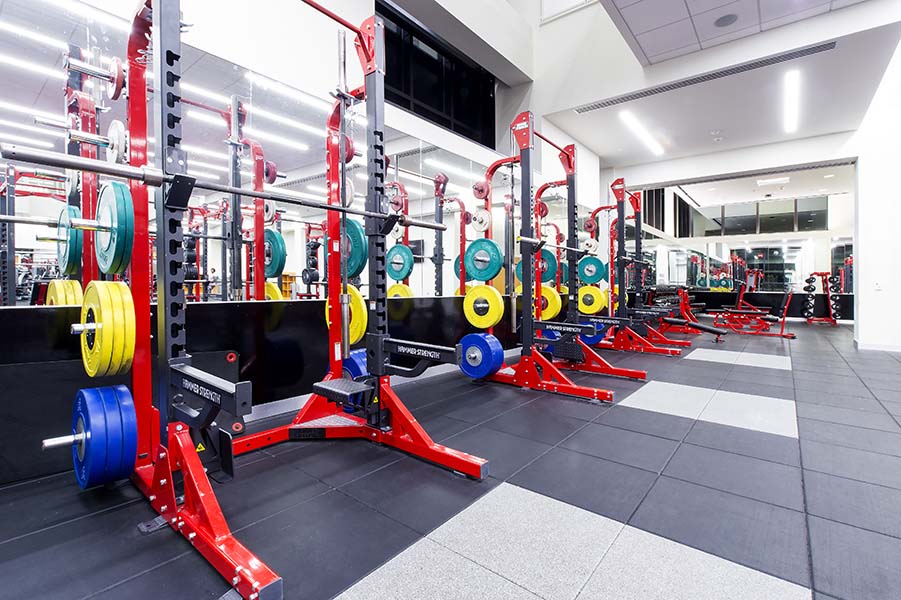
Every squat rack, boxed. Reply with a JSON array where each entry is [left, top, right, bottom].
[[485, 112, 612, 402]]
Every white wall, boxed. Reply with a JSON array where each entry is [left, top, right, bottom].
[[849, 37, 901, 350]]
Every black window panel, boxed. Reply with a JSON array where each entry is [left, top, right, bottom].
[[642, 188, 664, 230], [377, 1, 496, 148]]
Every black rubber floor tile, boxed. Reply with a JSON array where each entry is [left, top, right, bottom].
[[562, 422, 678, 473], [416, 414, 473, 442], [442, 424, 551, 480], [793, 389, 886, 412], [0, 474, 141, 544], [652, 369, 724, 390], [664, 443, 804, 510], [395, 373, 476, 409], [796, 402, 899, 433], [792, 370, 861, 384], [274, 439, 402, 488], [442, 387, 537, 424], [798, 418, 901, 457], [510, 446, 656, 522], [483, 401, 589, 445], [593, 405, 694, 441], [0, 499, 191, 600], [809, 516, 901, 600], [870, 379, 901, 392], [684, 420, 800, 467], [717, 379, 795, 400], [802, 439, 901, 490], [411, 383, 535, 422], [526, 394, 611, 421], [805, 470, 901, 538], [213, 454, 330, 530], [340, 457, 498, 535], [727, 367, 795, 388], [568, 372, 646, 398], [89, 548, 228, 600], [630, 477, 810, 587], [812, 593, 840, 600], [236, 490, 421, 600]]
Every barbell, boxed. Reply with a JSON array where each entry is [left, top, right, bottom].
[[1, 144, 447, 232]]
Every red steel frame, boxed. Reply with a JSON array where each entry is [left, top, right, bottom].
[[385, 181, 411, 286], [232, 6, 487, 480], [123, 3, 281, 597], [587, 180, 683, 356], [66, 83, 99, 286], [485, 112, 614, 402]]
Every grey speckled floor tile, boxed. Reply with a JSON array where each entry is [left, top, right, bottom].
[[577, 526, 810, 600]]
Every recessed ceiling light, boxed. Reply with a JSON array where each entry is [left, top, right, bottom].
[[713, 137, 723, 143], [819, 188, 828, 192], [783, 70, 801, 133], [709, 130, 721, 136], [757, 177, 790, 186], [715, 13, 738, 27], [618, 110, 664, 157], [707, 187, 716, 191], [823, 174, 835, 178]]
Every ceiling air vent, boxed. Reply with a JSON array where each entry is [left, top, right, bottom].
[[574, 42, 836, 114]]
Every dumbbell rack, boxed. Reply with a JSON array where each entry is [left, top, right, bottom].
[[804, 272, 839, 326]]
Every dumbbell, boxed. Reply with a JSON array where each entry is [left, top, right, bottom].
[[184, 237, 197, 250], [184, 249, 198, 264], [803, 285, 816, 293], [805, 277, 816, 284], [828, 275, 840, 285], [830, 285, 841, 293]]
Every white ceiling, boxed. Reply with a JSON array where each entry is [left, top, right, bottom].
[[678, 163, 854, 206], [546, 23, 900, 168], [601, 0, 872, 64]]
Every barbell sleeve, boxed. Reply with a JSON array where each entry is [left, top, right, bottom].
[[42, 432, 85, 450]]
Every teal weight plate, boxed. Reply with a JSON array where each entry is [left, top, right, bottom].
[[578, 255, 606, 285], [464, 238, 503, 281], [516, 248, 557, 283], [344, 220, 367, 278], [454, 256, 473, 282], [386, 244, 414, 281], [264, 229, 287, 278], [95, 181, 133, 274], [57, 205, 82, 276]]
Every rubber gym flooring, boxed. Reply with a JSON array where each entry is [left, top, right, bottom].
[[3, 324, 901, 599]]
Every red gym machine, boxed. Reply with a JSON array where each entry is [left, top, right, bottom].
[[482, 113, 625, 402]]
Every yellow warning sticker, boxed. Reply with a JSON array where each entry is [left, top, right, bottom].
[[195, 442, 206, 452]]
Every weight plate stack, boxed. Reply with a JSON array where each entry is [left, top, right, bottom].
[[341, 348, 369, 410], [325, 284, 367, 345], [579, 321, 606, 345], [388, 283, 414, 298], [264, 229, 287, 279], [536, 285, 562, 319], [463, 284, 504, 329], [301, 268, 320, 285], [386, 244, 415, 281], [344, 220, 367, 278], [47, 280, 84, 306], [515, 249, 558, 284], [79, 281, 135, 377], [459, 333, 504, 379], [71, 385, 138, 489], [464, 238, 503, 281], [453, 256, 474, 282], [57, 205, 83, 276], [95, 181, 134, 275], [578, 256, 607, 285], [264, 281, 283, 300], [578, 285, 607, 315]]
